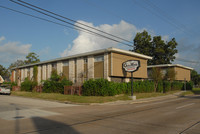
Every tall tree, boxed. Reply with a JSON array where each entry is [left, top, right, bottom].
[[25, 52, 40, 64], [191, 70, 200, 85], [0, 64, 9, 79], [133, 30, 178, 65]]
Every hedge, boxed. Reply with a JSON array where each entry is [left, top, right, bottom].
[[82, 79, 193, 96], [82, 79, 154, 96], [21, 78, 37, 92]]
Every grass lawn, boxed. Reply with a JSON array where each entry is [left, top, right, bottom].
[[11, 90, 182, 104], [181, 88, 200, 96]]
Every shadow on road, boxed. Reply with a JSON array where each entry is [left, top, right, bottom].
[[31, 117, 80, 134]]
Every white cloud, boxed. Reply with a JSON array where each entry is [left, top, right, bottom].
[[0, 36, 5, 42], [60, 20, 141, 57], [0, 36, 31, 65]]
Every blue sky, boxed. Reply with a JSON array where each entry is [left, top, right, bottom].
[[0, 0, 200, 73]]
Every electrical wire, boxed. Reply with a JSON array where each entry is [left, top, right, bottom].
[[16, 0, 133, 44], [9, 0, 133, 47]]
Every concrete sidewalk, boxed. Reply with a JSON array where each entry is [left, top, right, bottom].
[[91, 91, 186, 106]]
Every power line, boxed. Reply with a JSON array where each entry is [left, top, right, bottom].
[[9, 0, 133, 47], [141, 0, 195, 36], [0, 5, 106, 37], [131, 0, 193, 36], [15, 0, 133, 44]]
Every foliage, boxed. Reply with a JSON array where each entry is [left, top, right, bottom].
[[133, 30, 178, 65], [0, 64, 10, 79], [191, 70, 200, 85], [149, 68, 163, 92], [164, 68, 176, 82], [21, 78, 37, 92], [42, 70, 72, 94], [157, 81, 163, 92], [2, 81, 17, 90], [8, 60, 25, 75], [82, 79, 154, 96], [33, 66, 38, 82], [171, 81, 184, 91], [163, 81, 171, 93], [24, 52, 40, 64], [186, 81, 193, 90]]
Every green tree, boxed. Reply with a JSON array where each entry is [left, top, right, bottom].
[[133, 30, 178, 65], [25, 52, 40, 64], [191, 70, 200, 85], [149, 68, 163, 92], [164, 68, 176, 82], [0, 64, 9, 79]]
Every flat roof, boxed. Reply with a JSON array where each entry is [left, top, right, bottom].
[[12, 47, 152, 69], [147, 64, 193, 70]]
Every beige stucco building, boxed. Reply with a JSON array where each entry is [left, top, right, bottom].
[[11, 47, 152, 86], [147, 64, 193, 81]]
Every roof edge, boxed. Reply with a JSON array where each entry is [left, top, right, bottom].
[[147, 64, 193, 70]]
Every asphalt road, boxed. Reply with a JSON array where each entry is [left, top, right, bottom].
[[0, 94, 200, 134]]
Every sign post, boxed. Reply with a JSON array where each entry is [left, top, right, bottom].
[[123, 60, 140, 100]]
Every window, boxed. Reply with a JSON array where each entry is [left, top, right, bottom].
[[94, 55, 104, 62], [52, 63, 57, 69], [84, 58, 88, 64], [63, 60, 69, 66]]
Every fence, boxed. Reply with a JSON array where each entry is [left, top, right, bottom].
[[64, 86, 82, 96]]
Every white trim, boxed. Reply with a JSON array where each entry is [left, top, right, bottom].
[[147, 64, 193, 70], [12, 47, 152, 69]]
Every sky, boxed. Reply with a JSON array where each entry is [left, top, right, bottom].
[[0, 0, 200, 73]]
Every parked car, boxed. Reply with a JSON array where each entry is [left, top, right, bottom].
[[0, 84, 11, 95]]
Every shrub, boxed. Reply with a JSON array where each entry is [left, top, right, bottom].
[[163, 81, 171, 93], [157, 81, 163, 92], [42, 71, 72, 94], [21, 78, 37, 92], [171, 81, 184, 91], [186, 81, 193, 90], [3, 81, 17, 90]]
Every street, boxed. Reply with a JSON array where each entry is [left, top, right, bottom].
[[0, 94, 200, 134]]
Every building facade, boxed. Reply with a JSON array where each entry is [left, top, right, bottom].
[[12, 47, 152, 86], [147, 64, 193, 81]]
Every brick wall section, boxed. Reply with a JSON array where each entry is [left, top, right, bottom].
[[47, 63, 52, 79], [21, 68, 24, 82], [104, 53, 111, 81], [88, 56, 94, 79], [57, 61, 63, 75], [42, 65, 46, 80], [77, 58, 84, 84], [37, 66, 41, 84], [30, 67, 33, 81], [69, 59, 75, 83], [24, 68, 28, 79]]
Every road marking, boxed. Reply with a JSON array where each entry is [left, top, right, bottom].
[[176, 103, 195, 110]]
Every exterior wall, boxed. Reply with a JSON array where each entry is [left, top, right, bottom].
[[63, 66, 69, 79], [94, 61, 104, 78], [17, 69, 21, 86], [174, 67, 191, 81], [30, 67, 33, 81], [42, 64, 46, 80], [76, 58, 84, 84], [88, 56, 94, 79], [57, 61, 63, 75], [69, 59, 75, 83], [21, 68, 24, 82], [111, 52, 148, 79], [24, 68, 28, 79], [104, 53, 111, 81], [37, 66, 41, 84], [47, 63, 52, 79]]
